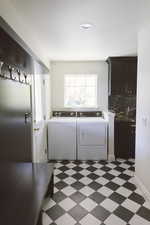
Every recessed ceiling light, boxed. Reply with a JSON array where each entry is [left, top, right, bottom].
[[80, 23, 93, 30]]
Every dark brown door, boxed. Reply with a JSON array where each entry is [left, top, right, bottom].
[[0, 78, 32, 162]]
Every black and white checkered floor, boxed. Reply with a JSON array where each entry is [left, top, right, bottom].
[[42, 160, 150, 225]]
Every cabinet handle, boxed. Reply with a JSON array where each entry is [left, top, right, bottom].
[[130, 124, 136, 128], [34, 128, 40, 131]]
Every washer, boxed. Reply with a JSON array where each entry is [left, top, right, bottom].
[[48, 117, 76, 160]]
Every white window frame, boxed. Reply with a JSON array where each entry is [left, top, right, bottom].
[[64, 74, 98, 108]]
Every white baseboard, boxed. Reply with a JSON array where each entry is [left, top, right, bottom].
[[108, 154, 115, 161], [134, 175, 150, 202]]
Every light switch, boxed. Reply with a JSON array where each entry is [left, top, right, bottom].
[[142, 117, 148, 127]]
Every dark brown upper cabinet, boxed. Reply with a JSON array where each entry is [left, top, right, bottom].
[[107, 57, 137, 96]]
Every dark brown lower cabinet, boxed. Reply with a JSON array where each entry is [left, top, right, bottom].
[[115, 120, 135, 159]]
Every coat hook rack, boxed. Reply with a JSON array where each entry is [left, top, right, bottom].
[[0, 61, 31, 85]]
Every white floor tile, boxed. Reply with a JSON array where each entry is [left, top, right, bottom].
[[101, 198, 119, 212], [79, 177, 92, 185], [121, 198, 141, 213], [54, 169, 62, 175], [109, 169, 121, 176], [116, 186, 132, 197], [123, 170, 134, 176], [79, 169, 91, 176], [98, 186, 113, 197], [79, 186, 95, 196], [94, 169, 105, 176], [80, 214, 100, 225], [92, 163, 103, 169], [54, 187, 59, 193], [112, 177, 126, 185], [67, 162, 76, 168], [55, 213, 76, 225], [80, 198, 97, 212], [61, 186, 76, 196], [54, 176, 60, 184], [95, 177, 109, 185], [65, 169, 76, 176], [80, 163, 89, 168], [143, 201, 150, 210], [106, 163, 116, 169], [59, 198, 76, 211], [63, 177, 76, 185], [42, 212, 52, 225], [129, 214, 150, 225], [105, 214, 126, 225]]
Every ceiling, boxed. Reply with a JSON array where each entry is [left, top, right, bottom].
[[10, 0, 139, 61]]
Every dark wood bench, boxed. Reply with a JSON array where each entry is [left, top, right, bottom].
[[0, 162, 54, 225]]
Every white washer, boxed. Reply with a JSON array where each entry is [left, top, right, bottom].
[[77, 117, 108, 160], [48, 117, 76, 160]]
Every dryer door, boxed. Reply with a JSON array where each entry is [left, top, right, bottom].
[[78, 121, 106, 146]]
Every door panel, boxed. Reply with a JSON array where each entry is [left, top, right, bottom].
[[0, 78, 32, 161]]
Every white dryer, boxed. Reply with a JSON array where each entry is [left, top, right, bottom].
[[77, 117, 107, 160]]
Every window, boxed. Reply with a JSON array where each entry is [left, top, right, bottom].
[[64, 74, 97, 108]]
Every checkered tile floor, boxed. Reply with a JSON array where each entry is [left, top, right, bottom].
[[42, 160, 150, 225]]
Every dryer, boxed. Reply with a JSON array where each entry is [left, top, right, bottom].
[[77, 117, 107, 160]]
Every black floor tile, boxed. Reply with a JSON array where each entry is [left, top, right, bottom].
[[109, 192, 126, 204], [71, 181, 84, 190], [69, 205, 88, 221], [123, 182, 136, 191], [137, 206, 150, 221], [72, 173, 84, 180], [70, 191, 86, 203], [55, 181, 68, 190], [88, 181, 102, 190], [129, 192, 145, 205], [105, 181, 120, 191], [46, 205, 65, 221], [87, 173, 99, 180], [89, 192, 106, 204], [91, 205, 110, 221], [114, 206, 134, 222], [52, 191, 66, 203]]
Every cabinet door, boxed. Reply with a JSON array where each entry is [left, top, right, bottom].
[[126, 61, 137, 95], [129, 125, 135, 158], [111, 61, 127, 95], [115, 121, 130, 159], [108, 57, 137, 96]]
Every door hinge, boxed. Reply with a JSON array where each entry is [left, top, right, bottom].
[[43, 79, 45, 85], [44, 115, 46, 120]]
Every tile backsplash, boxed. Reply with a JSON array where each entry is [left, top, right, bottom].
[[109, 95, 136, 115]]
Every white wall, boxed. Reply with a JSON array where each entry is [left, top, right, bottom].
[[135, 25, 150, 198], [51, 61, 108, 111]]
